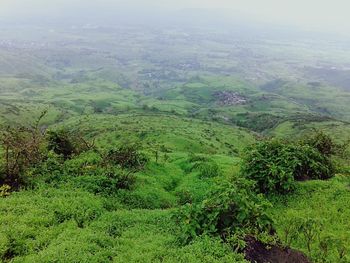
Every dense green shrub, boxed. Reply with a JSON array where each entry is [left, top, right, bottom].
[[27, 147, 137, 195], [0, 117, 97, 188], [241, 138, 335, 194], [293, 145, 334, 181], [47, 130, 76, 159], [63, 151, 103, 176], [51, 193, 104, 228], [172, 235, 248, 262], [175, 189, 194, 205], [174, 179, 273, 244], [105, 143, 148, 170], [72, 174, 135, 196], [26, 151, 65, 185], [242, 140, 297, 194], [187, 154, 209, 163], [302, 131, 336, 156], [47, 129, 94, 160], [232, 112, 283, 132], [37, 151, 136, 194]]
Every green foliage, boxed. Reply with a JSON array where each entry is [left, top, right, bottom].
[[47, 128, 95, 160], [47, 129, 76, 159], [105, 143, 148, 170], [1, 23, 350, 263], [62, 151, 103, 176], [271, 176, 350, 262], [196, 161, 221, 178], [23, 146, 138, 198], [0, 124, 46, 188], [0, 187, 106, 262], [172, 235, 248, 263], [282, 217, 323, 255], [174, 179, 273, 244], [232, 112, 284, 132], [188, 155, 221, 178], [72, 172, 135, 196], [242, 137, 335, 194], [175, 189, 194, 205], [0, 185, 11, 198], [292, 144, 335, 181], [242, 140, 297, 194], [302, 130, 337, 156]]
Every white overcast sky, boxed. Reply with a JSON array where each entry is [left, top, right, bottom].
[[1, 0, 350, 32]]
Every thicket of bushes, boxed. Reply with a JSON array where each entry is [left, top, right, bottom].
[[175, 178, 274, 248], [241, 132, 337, 194], [232, 112, 284, 132], [0, 120, 148, 194]]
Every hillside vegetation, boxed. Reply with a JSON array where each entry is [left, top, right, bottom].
[[0, 23, 349, 263]]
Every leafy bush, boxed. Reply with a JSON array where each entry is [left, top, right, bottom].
[[172, 235, 247, 262], [242, 140, 297, 194], [72, 174, 135, 196], [302, 131, 336, 156], [51, 191, 104, 227], [47, 128, 95, 160], [104, 143, 148, 170], [26, 145, 138, 195], [174, 179, 273, 244], [47, 129, 76, 159], [0, 187, 107, 262], [187, 154, 209, 163], [293, 144, 334, 181], [241, 138, 335, 194], [61, 149, 138, 194], [0, 113, 97, 188], [63, 151, 103, 176], [175, 189, 194, 205], [0, 125, 46, 188]]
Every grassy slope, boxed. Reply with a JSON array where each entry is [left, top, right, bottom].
[[0, 114, 253, 262], [0, 110, 349, 262], [270, 176, 350, 262], [0, 187, 246, 263]]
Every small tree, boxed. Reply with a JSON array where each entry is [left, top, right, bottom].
[[0, 112, 47, 187], [47, 128, 95, 160]]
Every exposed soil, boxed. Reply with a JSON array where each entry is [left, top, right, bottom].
[[244, 236, 311, 263]]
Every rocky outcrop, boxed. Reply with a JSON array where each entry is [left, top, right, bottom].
[[213, 91, 247, 106]]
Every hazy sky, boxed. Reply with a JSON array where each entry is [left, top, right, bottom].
[[1, 0, 350, 32]]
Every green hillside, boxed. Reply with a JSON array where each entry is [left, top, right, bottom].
[[0, 20, 349, 263]]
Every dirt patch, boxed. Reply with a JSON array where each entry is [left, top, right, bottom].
[[244, 236, 311, 263]]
